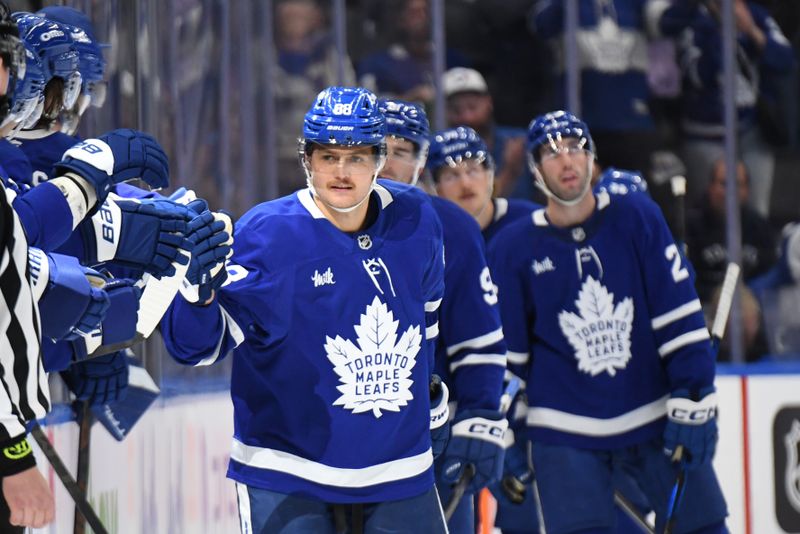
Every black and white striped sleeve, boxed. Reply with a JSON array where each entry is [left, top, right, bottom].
[[0, 186, 50, 441]]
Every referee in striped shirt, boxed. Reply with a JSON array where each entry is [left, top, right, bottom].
[[0, 4, 55, 529]]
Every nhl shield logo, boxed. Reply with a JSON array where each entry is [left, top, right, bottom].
[[773, 407, 800, 530], [325, 296, 420, 418], [784, 420, 800, 514], [357, 234, 372, 250]]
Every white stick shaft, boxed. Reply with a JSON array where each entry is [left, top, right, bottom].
[[711, 263, 740, 340]]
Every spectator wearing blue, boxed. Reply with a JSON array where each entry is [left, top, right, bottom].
[[443, 67, 534, 201], [273, 0, 355, 197], [666, 0, 794, 217], [529, 0, 677, 188], [357, 0, 468, 106]]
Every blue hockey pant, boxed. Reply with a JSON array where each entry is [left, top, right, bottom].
[[531, 438, 728, 534], [235, 483, 448, 533]]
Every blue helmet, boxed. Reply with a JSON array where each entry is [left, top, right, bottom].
[[426, 126, 493, 180], [526, 110, 594, 164], [2, 44, 45, 130], [593, 169, 649, 197], [37, 6, 103, 42], [14, 13, 82, 111], [15, 14, 78, 82], [526, 110, 595, 206], [302, 86, 385, 147], [377, 98, 430, 185], [38, 7, 105, 87], [377, 98, 430, 150]]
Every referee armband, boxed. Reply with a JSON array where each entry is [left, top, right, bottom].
[[0, 435, 36, 477]]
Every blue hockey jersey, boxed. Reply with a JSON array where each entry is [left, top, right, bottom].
[[487, 192, 715, 450], [530, 0, 663, 132], [483, 197, 540, 244], [14, 129, 78, 182], [0, 139, 32, 185], [430, 196, 505, 413], [162, 180, 445, 503]]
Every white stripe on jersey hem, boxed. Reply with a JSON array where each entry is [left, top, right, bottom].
[[425, 298, 442, 312], [651, 299, 702, 330], [658, 327, 710, 358], [426, 322, 439, 340], [230, 439, 433, 488], [527, 395, 669, 437], [449, 353, 506, 372], [235, 482, 253, 534], [446, 327, 504, 356], [506, 351, 529, 365]]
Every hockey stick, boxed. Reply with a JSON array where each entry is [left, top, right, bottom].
[[443, 463, 475, 521], [670, 175, 687, 253], [443, 378, 521, 521], [615, 491, 656, 534], [73, 402, 92, 534], [83, 252, 191, 358], [614, 178, 687, 534], [662, 263, 740, 534], [29, 424, 108, 534]]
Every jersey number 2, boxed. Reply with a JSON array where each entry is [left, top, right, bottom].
[[665, 244, 689, 283]]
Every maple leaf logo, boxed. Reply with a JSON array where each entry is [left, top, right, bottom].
[[558, 276, 634, 377], [325, 296, 421, 418]]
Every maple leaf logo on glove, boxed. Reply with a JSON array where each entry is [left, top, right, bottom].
[[558, 276, 634, 377], [325, 296, 421, 418]]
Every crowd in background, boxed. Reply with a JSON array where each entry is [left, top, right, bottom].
[[10, 0, 799, 367], [269, 0, 800, 363]]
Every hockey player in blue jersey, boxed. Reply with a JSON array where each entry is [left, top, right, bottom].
[[487, 110, 728, 534], [12, 13, 84, 181], [427, 126, 539, 244], [426, 125, 540, 533], [378, 99, 508, 534], [37, 5, 106, 137], [162, 86, 451, 533]]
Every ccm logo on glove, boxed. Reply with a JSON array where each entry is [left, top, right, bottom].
[[667, 394, 718, 425]]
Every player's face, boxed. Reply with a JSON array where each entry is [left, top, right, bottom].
[[382, 136, 419, 184], [435, 158, 492, 218], [446, 93, 492, 131], [537, 138, 591, 203], [309, 145, 379, 209]]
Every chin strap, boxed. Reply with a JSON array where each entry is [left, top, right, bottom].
[[301, 153, 386, 214], [529, 153, 594, 207]]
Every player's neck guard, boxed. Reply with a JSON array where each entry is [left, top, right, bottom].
[[410, 141, 429, 187]]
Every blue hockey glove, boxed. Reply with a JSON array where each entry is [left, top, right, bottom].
[[66, 270, 109, 340], [61, 351, 130, 406], [663, 387, 718, 469], [31, 249, 110, 341], [489, 434, 532, 507], [71, 278, 141, 360], [429, 375, 450, 459], [441, 409, 508, 494], [54, 128, 170, 205], [182, 210, 232, 302], [81, 195, 193, 278]]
